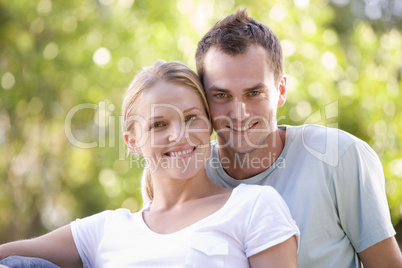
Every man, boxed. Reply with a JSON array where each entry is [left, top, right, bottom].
[[196, 8, 402, 267]]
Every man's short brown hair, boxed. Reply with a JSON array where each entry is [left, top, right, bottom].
[[195, 9, 283, 86]]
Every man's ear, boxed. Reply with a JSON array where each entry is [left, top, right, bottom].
[[277, 74, 287, 108], [123, 132, 142, 155]]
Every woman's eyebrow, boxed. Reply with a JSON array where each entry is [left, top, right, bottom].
[[147, 115, 163, 123], [183, 107, 202, 113], [147, 107, 202, 122]]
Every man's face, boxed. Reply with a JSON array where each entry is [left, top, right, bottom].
[[202, 45, 287, 155]]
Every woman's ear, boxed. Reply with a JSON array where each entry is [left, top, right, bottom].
[[123, 132, 142, 155]]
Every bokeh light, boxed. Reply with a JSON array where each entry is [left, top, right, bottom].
[[1, 0, 401, 246]]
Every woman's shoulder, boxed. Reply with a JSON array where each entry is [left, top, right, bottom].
[[74, 208, 139, 226], [235, 183, 279, 196], [233, 184, 283, 206]]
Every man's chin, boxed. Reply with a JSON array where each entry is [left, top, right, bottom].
[[216, 138, 265, 153], [223, 144, 261, 155]]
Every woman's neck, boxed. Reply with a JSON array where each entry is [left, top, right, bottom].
[[149, 170, 226, 211], [142, 170, 232, 234]]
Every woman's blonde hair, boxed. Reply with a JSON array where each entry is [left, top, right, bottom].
[[122, 60, 210, 202]]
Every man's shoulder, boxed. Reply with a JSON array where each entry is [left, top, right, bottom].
[[284, 124, 369, 167], [286, 124, 361, 148], [286, 124, 354, 139]]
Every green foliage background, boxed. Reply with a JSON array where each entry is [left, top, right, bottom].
[[0, 0, 401, 245]]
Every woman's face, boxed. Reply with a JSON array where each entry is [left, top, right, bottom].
[[127, 81, 211, 179]]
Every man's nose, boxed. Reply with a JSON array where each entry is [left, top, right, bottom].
[[229, 98, 250, 121]]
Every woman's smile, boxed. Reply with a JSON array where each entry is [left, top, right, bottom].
[[164, 146, 197, 158]]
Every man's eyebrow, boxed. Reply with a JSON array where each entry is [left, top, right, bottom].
[[244, 83, 266, 92], [207, 86, 230, 93], [207, 83, 266, 93]]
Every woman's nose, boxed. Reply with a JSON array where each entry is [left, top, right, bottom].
[[168, 121, 184, 143]]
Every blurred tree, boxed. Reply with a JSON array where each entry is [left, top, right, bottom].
[[0, 0, 401, 246]]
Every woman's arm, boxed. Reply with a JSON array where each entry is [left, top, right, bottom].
[[249, 236, 297, 268], [0, 224, 82, 268]]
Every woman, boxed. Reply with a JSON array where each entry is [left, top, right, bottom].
[[0, 60, 299, 267]]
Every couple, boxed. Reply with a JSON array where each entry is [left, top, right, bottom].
[[1, 9, 401, 268]]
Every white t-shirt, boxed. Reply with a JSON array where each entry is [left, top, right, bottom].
[[206, 124, 396, 268], [71, 184, 299, 268]]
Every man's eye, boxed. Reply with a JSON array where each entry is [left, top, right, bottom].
[[185, 115, 198, 122], [215, 93, 227, 98], [249, 91, 260, 96]]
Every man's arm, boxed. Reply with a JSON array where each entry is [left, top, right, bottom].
[[0, 224, 82, 268], [332, 135, 399, 264], [358, 237, 402, 268]]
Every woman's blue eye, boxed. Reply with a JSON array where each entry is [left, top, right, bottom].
[[150, 122, 164, 129], [185, 115, 198, 122]]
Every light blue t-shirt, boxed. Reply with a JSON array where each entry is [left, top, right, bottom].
[[206, 124, 396, 268]]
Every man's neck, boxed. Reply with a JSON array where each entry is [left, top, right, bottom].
[[218, 128, 286, 180]]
